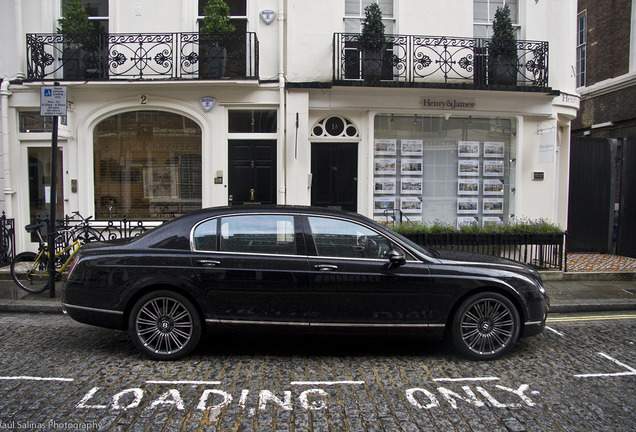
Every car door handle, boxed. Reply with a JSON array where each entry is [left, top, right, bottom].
[[196, 260, 221, 267], [314, 264, 338, 271]]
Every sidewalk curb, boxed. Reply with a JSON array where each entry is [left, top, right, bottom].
[[0, 301, 64, 314], [549, 300, 636, 313], [539, 271, 636, 281]]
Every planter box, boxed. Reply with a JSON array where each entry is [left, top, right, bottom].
[[200, 44, 227, 79], [62, 45, 107, 80], [489, 54, 517, 86]]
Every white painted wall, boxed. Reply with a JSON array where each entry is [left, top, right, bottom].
[[1, 0, 579, 250]]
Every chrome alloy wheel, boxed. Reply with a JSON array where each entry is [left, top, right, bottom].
[[460, 297, 514, 355], [452, 292, 520, 360], [134, 295, 195, 357]]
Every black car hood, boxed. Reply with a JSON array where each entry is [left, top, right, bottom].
[[431, 248, 534, 272]]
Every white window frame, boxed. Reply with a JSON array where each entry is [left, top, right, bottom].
[[344, 0, 395, 34], [197, 0, 248, 32], [473, 0, 520, 39], [576, 10, 587, 88]]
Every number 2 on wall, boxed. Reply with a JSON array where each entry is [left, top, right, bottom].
[[140, 95, 148, 105]]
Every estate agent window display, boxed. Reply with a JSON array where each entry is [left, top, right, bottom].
[[373, 114, 516, 228]]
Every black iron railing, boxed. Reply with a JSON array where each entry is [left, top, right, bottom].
[[26, 32, 259, 81], [28, 214, 157, 256], [333, 33, 549, 88], [399, 232, 565, 271], [384, 210, 565, 271], [0, 212, 15, 266]]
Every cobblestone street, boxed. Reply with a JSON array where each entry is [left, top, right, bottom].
[[0, 313, 634, 431]]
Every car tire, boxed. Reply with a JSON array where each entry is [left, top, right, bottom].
[[129, 290, 202, 360], [451, 292, 520, 361]]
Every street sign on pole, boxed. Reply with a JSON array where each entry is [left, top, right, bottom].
[[40, 84, 66, 298], [40, 86, 67, 117]]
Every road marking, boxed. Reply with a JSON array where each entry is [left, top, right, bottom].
[[290, 381, 365, 386], [545, 326, 565, 336], [0, 375, 74, 382], [432, 377, 499, 382], [547, 314, 636, 323], [146, 380, 221, 385], [575, 353, 636, 378]]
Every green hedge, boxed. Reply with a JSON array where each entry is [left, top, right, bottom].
[[390, 219, 564, 236]]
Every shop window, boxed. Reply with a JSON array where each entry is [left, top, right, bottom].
[[228, 110, 277, 133], [373, 114, 516, 228], [19, 112, 67, 133], [93, 111, 202, 220]]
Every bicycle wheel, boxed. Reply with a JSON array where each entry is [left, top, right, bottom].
[[11, 252, 50, 294]]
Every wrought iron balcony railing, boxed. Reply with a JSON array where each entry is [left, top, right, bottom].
[[26, 32, 259, 81], [333, 33, 549, 89]]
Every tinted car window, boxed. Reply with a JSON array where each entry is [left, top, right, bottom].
[[220, 215, 297, 255], [193, 219, 218, 251], [307, 216, 391, 259]]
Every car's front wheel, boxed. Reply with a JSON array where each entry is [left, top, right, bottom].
[[129, 290, 202, 360], [451, 292, 520, 361]]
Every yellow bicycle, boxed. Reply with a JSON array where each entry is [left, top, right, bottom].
[[11, 223, 82, 294]]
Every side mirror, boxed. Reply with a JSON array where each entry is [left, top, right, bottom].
[[387, 248, 406, 267]]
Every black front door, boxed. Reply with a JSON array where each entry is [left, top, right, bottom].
[[311, 143, 358, 212], [228, 140, 276, 205]]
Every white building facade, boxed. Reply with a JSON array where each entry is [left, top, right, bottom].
[[0, 0, 579, 252]]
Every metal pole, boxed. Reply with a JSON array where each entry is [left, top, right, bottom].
[[48, 84, 59, 298]]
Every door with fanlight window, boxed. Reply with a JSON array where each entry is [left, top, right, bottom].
[[228, 140, 277, 205], [311, 143, 358, 212]]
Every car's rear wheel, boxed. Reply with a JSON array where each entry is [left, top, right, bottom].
[[451, 292, 520, 361], [129, 290, 202, 360]]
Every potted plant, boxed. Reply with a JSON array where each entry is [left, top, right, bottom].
[[57, 0, 99, 79], [489, 4, 518, 85], [358, 2, 387, 82], [199, 0, 236, 79]]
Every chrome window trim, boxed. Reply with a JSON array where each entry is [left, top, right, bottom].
[[208, 319, 443, 329], [189, 210, 426, 264]]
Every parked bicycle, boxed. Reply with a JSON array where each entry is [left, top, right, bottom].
[[11, 221, 84, 294], [55, 211, 102, 263]]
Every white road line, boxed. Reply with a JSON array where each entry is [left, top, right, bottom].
[[290, 381, 365, 386], [575, 352, 636, 378], [0, 375, 74, 382], [145, 380, 222, 385], [546, 326, 565, 336], [432, 377, 500, 382]]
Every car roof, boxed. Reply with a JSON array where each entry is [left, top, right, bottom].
[[182, 205, 364, 220]]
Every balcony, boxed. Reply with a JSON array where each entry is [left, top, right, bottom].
[[26, 32, 259, 81], [333, 33, 549, 90]]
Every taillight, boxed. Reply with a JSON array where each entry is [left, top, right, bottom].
[[67, 256, 80, 279]]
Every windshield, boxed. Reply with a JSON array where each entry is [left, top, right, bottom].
[[388, 229, 437, 258], [363, 218, 436, 259]]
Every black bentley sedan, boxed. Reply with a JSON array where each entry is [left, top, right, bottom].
[[62, 206, 548, 361]]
